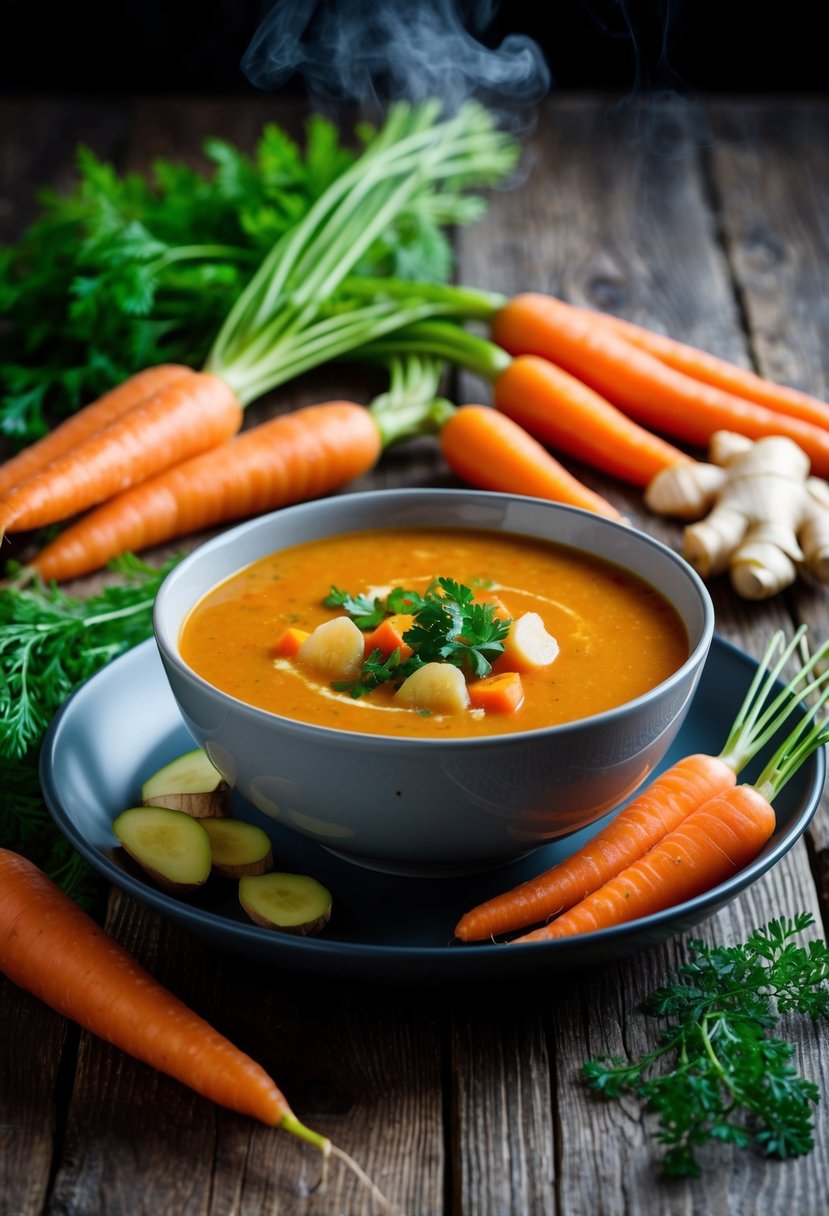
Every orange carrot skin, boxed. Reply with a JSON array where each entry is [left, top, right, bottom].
[[0, 364, 195, 499], [596, 310, 829, 431], [455, 752, 737, 941], [512, 784, 776, 943], [0, 372, 243, 535], [0, 848, 290, 1126], [440, 403, 623, 520], [493, 294, 829, 476], [493, 355, 689, 488], [30, 401, 382, 582]]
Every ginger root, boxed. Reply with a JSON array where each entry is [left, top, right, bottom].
[[644, 430, 829, 599]]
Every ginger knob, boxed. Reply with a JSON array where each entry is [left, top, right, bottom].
[[645, 431, 829, 600]]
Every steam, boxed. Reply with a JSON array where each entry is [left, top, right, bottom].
[[241, 0, 550, 112]]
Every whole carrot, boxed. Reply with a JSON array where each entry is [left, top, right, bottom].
[[0, 372, 242, 536], [0, 847, 320, 1142], [512, 784, 777, 942], [26, 402, 383, 582], [456, 627, 826, 941], [510, 674, 829, 944], [0, 364, 195, 499], [0, 847, 398, 1207], [439, 403, 624, 519], [492, 294, 829, 476], [594, 309, 829, 432], [492, 355, 689, 488]]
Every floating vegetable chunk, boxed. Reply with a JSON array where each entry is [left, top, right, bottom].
[[179, 526, 688, 739]]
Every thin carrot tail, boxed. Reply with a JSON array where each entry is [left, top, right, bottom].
[[440, 402, 623, 519]]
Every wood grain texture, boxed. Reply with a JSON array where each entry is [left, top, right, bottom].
[[2, 93, 829, 1216]]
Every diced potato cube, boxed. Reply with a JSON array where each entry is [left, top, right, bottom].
[[297, 616, 365, 681], [394, 662, 470, 714], [500, 612, 559, 671]]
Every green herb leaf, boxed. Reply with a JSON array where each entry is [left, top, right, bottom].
[[327, 576, 510, 697], [582, 913, 829, 1176]]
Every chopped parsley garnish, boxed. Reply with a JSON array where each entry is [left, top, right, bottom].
[[328, 576, 510, 697]]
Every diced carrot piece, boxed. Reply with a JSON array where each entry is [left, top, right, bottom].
[[467, 671, 525, 714], [271, 626, 310, 658], [363, 613, 415, 659]]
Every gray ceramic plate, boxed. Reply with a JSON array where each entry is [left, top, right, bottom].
[[40, 636, 825, 980]]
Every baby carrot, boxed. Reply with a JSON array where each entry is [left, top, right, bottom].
[[594, 310, 829, 432], [511, 665, 829, 943], [0, 847, 324, 1146], [0, 364, 195, 499], [512, 784, 777, 942], [26, 402, 382, 582], [0, 372, 243, 536], [439, 403, 624, 520], [492, 355, 690, 488], [492, 294, 829, 476], [455, 627, 824, 941]]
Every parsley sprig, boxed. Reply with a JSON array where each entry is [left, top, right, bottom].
[[326, 576, 511, 697], [583, 912, 829, 1176], [0, 555, 180, 904]]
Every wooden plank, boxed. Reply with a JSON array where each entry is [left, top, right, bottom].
[[451, 992, 555, 1215], [552, 850, 829, 1215], [454, 92, 829, 1213], [0, 95, 132, 1216], [705, 99, 829, 923], [0, 979, 67, 1216], [52, 887, 445, 1216]]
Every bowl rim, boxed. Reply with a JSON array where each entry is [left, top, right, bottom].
[[153, 488, 716, 750]]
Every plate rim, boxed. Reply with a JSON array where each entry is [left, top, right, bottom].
[[39, 634, 826, 971]]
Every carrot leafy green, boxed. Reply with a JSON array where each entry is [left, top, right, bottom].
[[583, 912, 829, 1176], [329, 576, 511, 697], [1, 105, 516, 445], [0, 555, 181, 904]]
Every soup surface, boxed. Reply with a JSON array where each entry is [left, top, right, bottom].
[[179, 526, 689, 739]]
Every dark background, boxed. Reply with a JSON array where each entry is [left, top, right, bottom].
[[0, 0, 823, 97]]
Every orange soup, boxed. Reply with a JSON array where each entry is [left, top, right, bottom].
[[178, 527, 689, 739]]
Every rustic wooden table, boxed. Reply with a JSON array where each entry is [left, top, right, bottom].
[[2, 93, 829, 1216]]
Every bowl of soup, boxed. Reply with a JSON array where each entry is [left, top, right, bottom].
[[153, 489, 714, 874]]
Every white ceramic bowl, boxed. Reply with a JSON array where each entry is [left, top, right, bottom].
[[153, 490, 715, 875]]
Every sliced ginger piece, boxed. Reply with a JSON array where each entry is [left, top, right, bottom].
[[297, 616, 366, 681], [394, 661, 470, 714], [141, 748, 231, 819], [239, 872, 332, 935], [202, 818, 274, 879], [499, 612, 559, 672], [113, 806, 212, 894], [645, 430, 829, 599]]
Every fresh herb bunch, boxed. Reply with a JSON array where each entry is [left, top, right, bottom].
[[325, 577, 511, 697], [0, 555, 180, 904], [1, 106, 509, 446], [583, 912, 829, 1177]]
